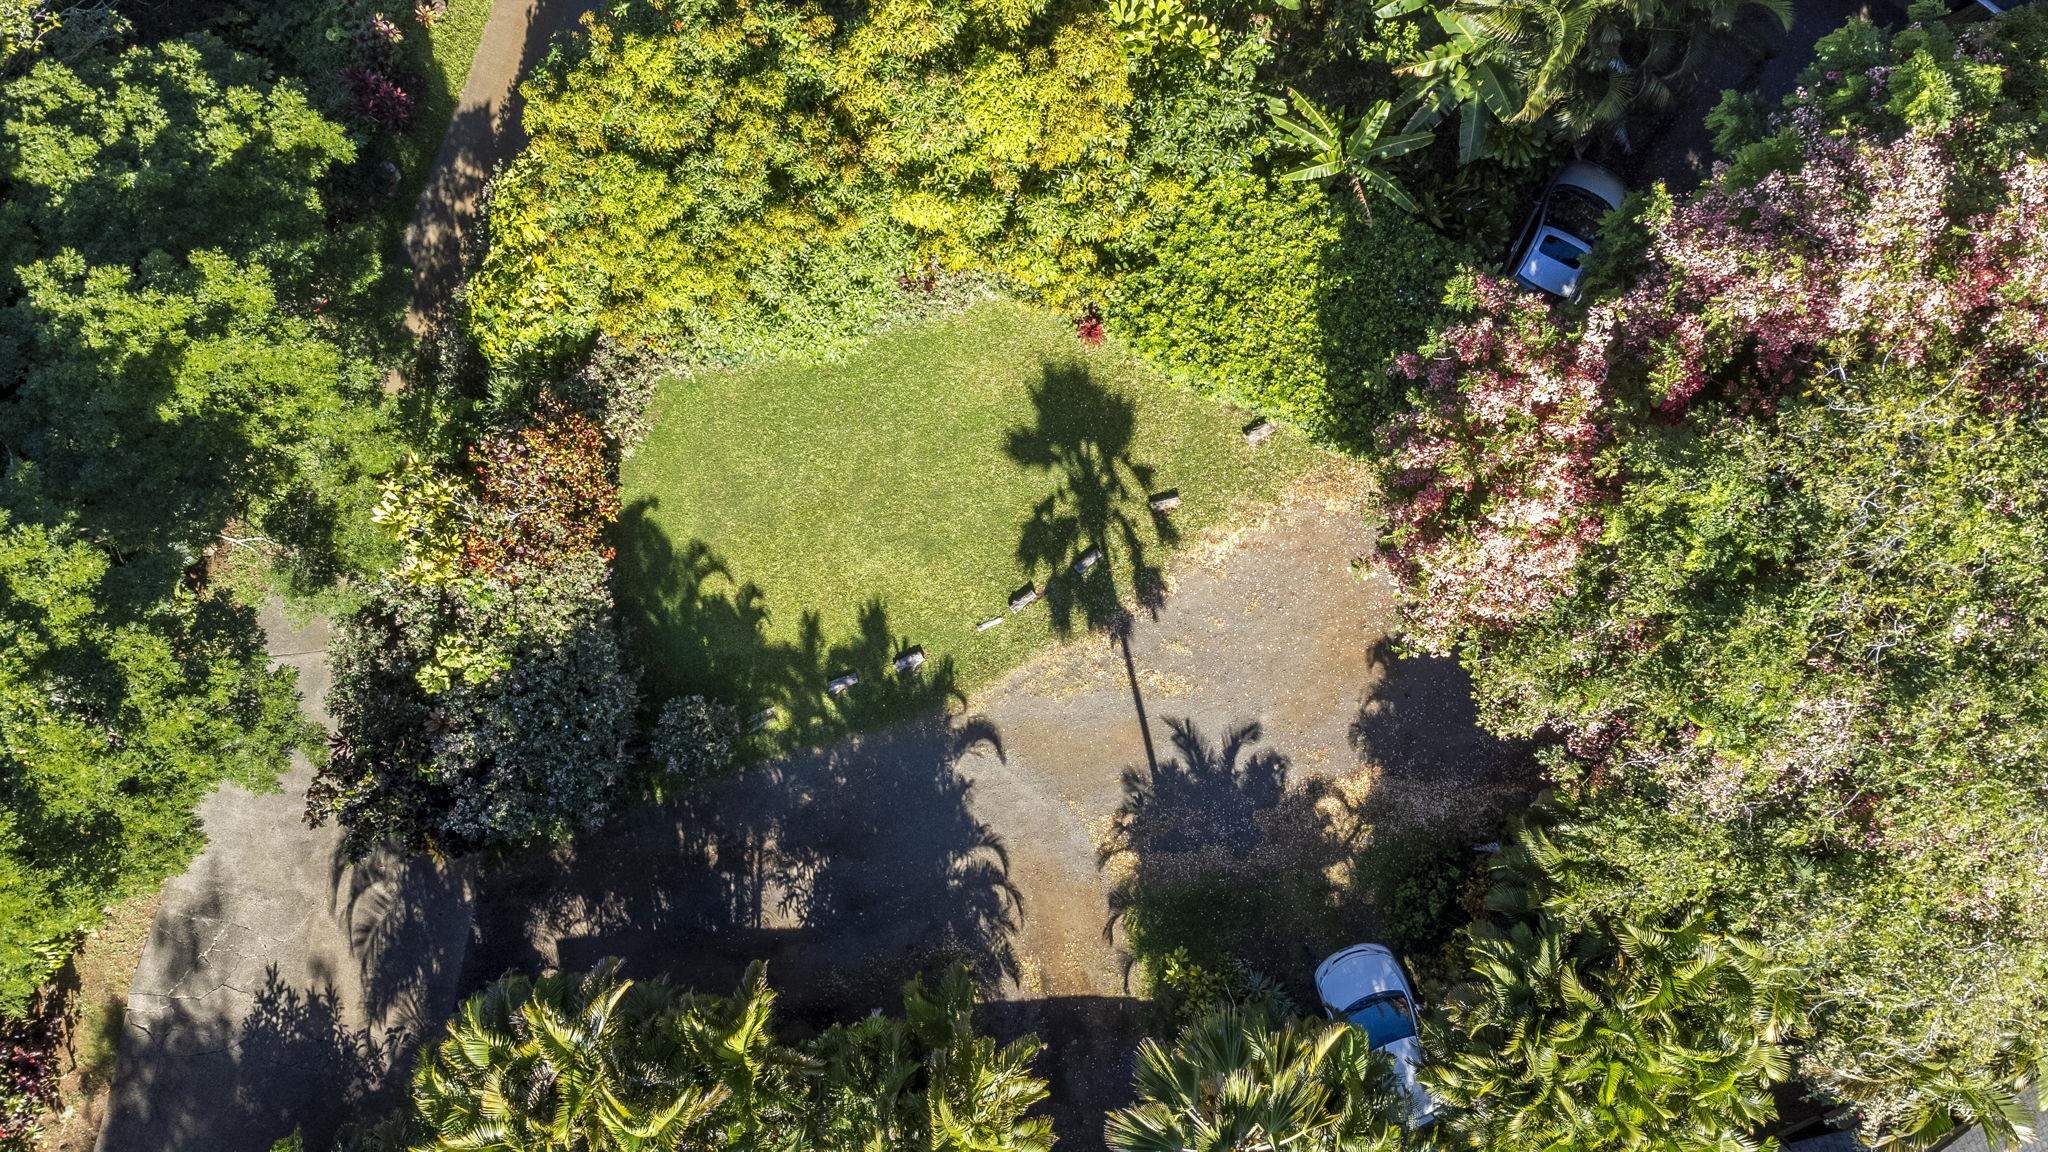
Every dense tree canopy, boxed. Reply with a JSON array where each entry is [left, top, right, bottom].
[[0, 515, 308, 1013], [0, 33, 390, 1014], [1378, 8, 2048, 1138], [466, 0, 1134, 373]]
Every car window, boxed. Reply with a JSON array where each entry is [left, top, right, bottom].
[[1537, 232, 1587, 268], [1545, 186, 1612, 240], [1342, 992, 1418, 1048]]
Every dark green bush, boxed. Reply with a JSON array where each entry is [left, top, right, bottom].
[[1104, 168, 1470, 451]]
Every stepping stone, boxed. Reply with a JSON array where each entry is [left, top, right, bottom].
[[827, 672, 859, 696], [1009, 584, 1041, 612], [1073, 547, 1102, 575], [1148, 490, 1181, 512], [892, 647, 926, 674], [747, 707, 777, 733], [1244, 419, 1277, 446], [976, 615, 1005, 633]]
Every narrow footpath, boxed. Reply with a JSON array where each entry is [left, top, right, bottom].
[[94, 1, 593, 1146]]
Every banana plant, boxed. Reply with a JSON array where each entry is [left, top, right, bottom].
[[1269, 88, 1433, 212], [1377, 0, 1525, 164]]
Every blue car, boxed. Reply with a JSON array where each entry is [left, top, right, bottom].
[[1505, 161, 1626, 299]]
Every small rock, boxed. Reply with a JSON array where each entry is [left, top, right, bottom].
[[1148, 490, 1181, 512], [892, 647, 926, 674], [975, 615, 1005, 633], [1072, 547, 1102, 575], [828, 672, 860, 696], [1244, 419, 1277, 446], [1472, 841, 1502, 854], [747, 707, 777, 732], [1009, 584, 1041, 612], [378, 159, 403, 196]]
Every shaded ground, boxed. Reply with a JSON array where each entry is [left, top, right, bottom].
[[398, 0, 596, 345], [471, 482, 1535, 1149], [93, 609, 473, 1152], [1622, 0, 1910, 190]]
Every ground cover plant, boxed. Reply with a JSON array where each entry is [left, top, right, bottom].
[[617, 302, 1319, 728], [1376, 6, 2048, 1142]]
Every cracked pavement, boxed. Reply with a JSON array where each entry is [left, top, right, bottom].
[[93, 605, 473, 1152]]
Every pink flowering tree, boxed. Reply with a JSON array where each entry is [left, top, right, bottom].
[[1380, 11, 2048, 1137]]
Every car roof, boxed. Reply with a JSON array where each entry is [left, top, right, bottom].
[[1315, 943, 1411, 1012], [1554, 160, 1626, 211]]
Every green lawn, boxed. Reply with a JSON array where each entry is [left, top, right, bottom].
[[617, 301, 1322, 741]]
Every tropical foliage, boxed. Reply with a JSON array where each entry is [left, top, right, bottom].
[[309, 407, 641, 858], [1377, 8, 2048, 1139], [411, 960, 1051, 1152], [1106, 1008, 1408, 1152], [1427, 832, 1798, 1152]]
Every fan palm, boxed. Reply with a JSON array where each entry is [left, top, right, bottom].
[[1270, 88, 1434, 211], [1105, 1008, 1408, 1152]]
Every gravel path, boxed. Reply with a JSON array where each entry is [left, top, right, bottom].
[[471, 480, 1528, 1148]]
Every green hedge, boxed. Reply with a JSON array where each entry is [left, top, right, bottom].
[[1104, 168, 1469, 451]]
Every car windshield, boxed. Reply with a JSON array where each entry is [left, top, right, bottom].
[[1544, 186, 1612, 240], [1341, 992, 1417, 1049]]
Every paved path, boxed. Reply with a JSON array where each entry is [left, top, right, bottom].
[[471, 486, 1531, 1148], [95, 608, 472, 1152], [398, 0, 596, 346]]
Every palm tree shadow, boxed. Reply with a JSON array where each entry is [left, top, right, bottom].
[[1006, 364, 1177, 638]]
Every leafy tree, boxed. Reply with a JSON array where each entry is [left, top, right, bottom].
[[1376, 9, 2048, 1139], [0, 515, 309, 1012], [1106, 1008, 1408, 1152], [1427, 834, 1798, 1152], [466, 0, 1133, 374], [309, 409, 640, 859]]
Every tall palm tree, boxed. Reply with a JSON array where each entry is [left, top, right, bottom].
[[410, 959, 736, 1151], [808, 967, 1053, 1152], [1380, 0, 1790, 155], [1105, 1008, 1408, 1152]]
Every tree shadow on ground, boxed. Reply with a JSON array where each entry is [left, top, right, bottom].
[[95, 877, 394, 1152], [982, 994, 1146, 1152], [1101, 688, 1540, 1012], [1007, 363, 1176, 638], [613, 499, 961, 752], [466, 709, 1021, 1032]]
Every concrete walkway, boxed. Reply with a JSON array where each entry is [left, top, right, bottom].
[[94, 608, 472, 1152], [399, 0, 597, 344]]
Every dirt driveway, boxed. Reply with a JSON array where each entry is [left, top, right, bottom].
[[470, 476, 1530, 1148]]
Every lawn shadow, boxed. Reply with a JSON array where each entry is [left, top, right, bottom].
[[614, 498, 962, 751], [465, 710, 1022, 1031], [1007, 363, 1177, 638]]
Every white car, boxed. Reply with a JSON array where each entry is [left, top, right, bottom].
[[1315, 943, 1436, 1127], [1505, 160, 1626, 299]]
